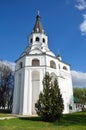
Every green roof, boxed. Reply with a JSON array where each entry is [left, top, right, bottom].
[[73, 96, 79, 103]]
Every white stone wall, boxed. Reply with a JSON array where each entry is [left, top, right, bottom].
[[12, 14, 73, 115], [12, 53, 73, 115]]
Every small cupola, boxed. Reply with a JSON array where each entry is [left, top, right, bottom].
[[57, 51, 62, 61]]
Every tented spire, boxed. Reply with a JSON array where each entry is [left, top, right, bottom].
[[32, 12, 45, 33]]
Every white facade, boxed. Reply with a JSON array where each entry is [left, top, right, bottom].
[[12, 13, 73, 115]]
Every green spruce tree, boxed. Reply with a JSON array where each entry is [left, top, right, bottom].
[[35, 72, 64, 122]]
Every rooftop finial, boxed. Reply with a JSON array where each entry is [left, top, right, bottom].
[[37, 10, 40, 16], [57, 50, 62, 61]]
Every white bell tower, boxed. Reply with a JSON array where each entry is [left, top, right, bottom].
[[12, 12, 73, 115]]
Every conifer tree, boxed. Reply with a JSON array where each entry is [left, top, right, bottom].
[[35, 72, 64, 122]]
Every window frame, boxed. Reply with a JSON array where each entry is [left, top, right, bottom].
[[35, 37, 40, 42], [50, 60, 56, 69], [32, 59, 40, 66]]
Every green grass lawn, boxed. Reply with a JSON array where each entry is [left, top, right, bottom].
[[0, 113, 13, 117], [0, 112, 86, 130]]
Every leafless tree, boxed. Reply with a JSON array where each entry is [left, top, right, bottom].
[[0, 61, 14, 111]]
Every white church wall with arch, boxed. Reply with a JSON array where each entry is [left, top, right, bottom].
[[12, 13, 74, 115]]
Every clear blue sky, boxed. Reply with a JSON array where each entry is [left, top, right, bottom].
[[0, 0, 86, 72]]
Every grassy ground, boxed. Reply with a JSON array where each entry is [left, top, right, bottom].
[[0, 113, 13, 117], [0, 112, 86, 130]]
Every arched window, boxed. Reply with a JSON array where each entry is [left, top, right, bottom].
[[43, 38, 45, 43], [50, 60, 56, 69], [36, 37, 40, 42], [30, 38, 33, 43], [19, 62, 23, 68], [32, 59, 40, 66], [63, 66, 68, 71]]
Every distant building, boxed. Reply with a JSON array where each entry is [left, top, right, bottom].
[[12, 13, 73, 115], [73, 96, 82, 112]]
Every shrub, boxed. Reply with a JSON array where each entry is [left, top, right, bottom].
[[35, 72, 64, 122]]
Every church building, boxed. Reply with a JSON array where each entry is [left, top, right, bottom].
[[12, 13, 73, 115]]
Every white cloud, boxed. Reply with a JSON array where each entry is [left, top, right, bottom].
[[71, 70, 86, 88], [74, 1, 86, 35], [75, 0, 86, 10], [80, 14, 86, 35]]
